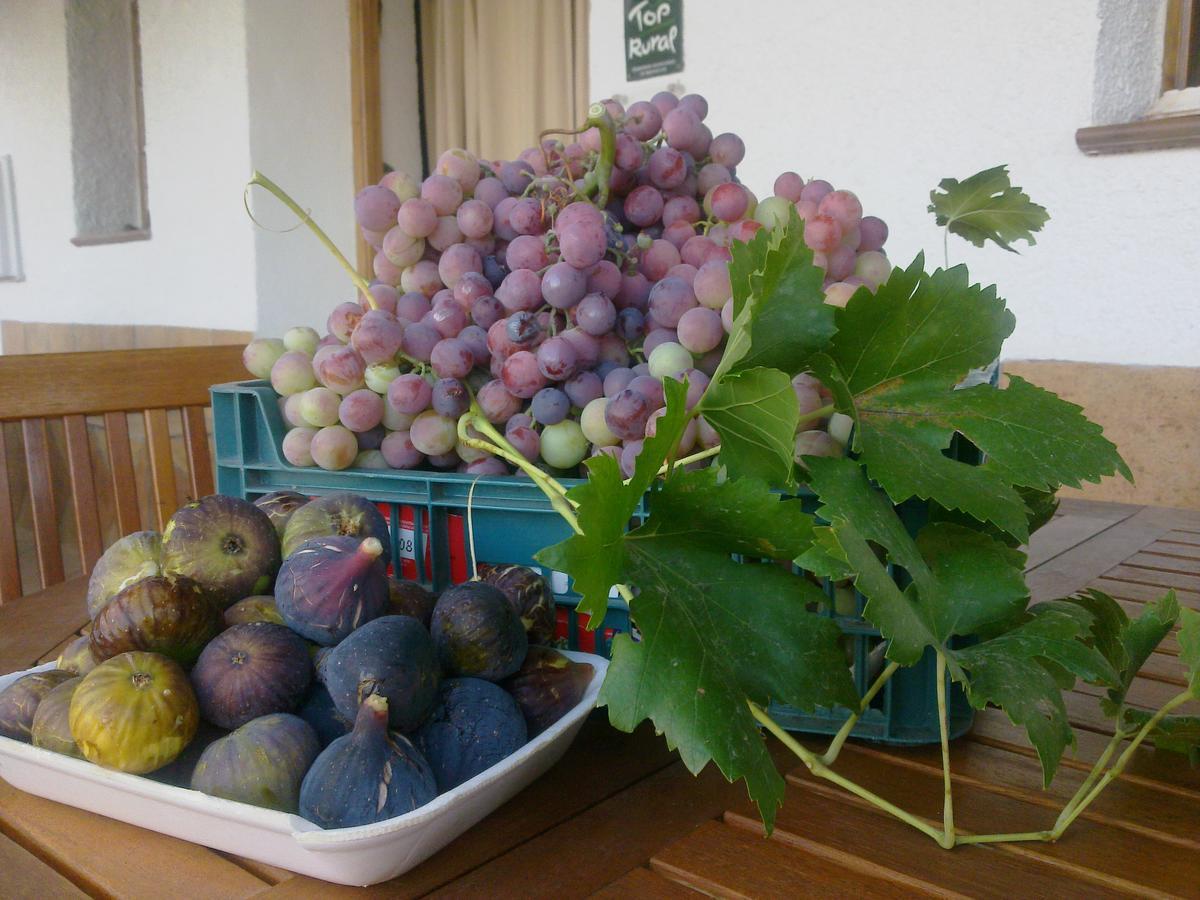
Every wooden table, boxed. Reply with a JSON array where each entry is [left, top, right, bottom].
[[2, 499, 1198, 898]]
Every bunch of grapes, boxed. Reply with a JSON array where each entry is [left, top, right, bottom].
[[242, 91, 890, 476]]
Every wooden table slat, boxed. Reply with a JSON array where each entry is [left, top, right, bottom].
[[0, 575, 90, 675], [588, 866, 701, 898], [0, 831, 89, 899], [1101, 564, 1200, 594]]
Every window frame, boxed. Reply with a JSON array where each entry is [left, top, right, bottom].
[[1076, 0, 1200, 154]]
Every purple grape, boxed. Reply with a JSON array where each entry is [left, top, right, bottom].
[[647, 147, 686, 190], [355, 185, 402, 232], [477, 379, 522, 424], [505, 413, 533, 433], [506, 424, 540, 461], [623, 100, 662, 140], [357, 425, 387, 451], [710, 133, 745, 168], [629, 375, 665, 409], [639, 239, 681, 281], [616, 272, 652, 312], [349, 309, 404, 364], [427, 450, 460, 469], [430, 338, 474, 379], [605, 389, 651, 441], [482, 254, 508, 289], [648, 277, 698, 329], [313, 345, 367, 395], [557, 220, 607, 270], [497, 268, 543, 313], [603, 367, 636, 398], [431, 378, 470, 418], [396, 291, 432, 324], [428, 303, 468, 339], [564, 370, 603, 408], [541, 261, 588, 309], [685, 369, 711, 408], [619, 439, 644, 478], [498, 160, 534, 194], [558, 328, 599, 369], [453, 271, 491, 307], [509, 198, 546, 235], [380, 430, 423, 469], [420, 174, 463, 216], [535, 336, 578, 381], [338, 389, 384, 432], [531, 387, 569, 425], [368, 283, 398, 314], [470, 295, 504, 329], [463, 457, 508, 476], [585, 261, 621, 300], [387, 373, 433, 414], [596, 333, 631, 368], [506, 310, 541, 346], [455, 198, 493, 240], [501, 351, 547, 399], [677, 307, 724, 354], [437, 243, 482, 288], [428, 216, 463, 252], [506, 234, 549, 271], [575, 293, 617, 336], [397, 198, 438, 237], [373, 251, 402, 286], [457, 324, 489, 366], [697, 163, 731, 197], [402, 322, 440, 362]]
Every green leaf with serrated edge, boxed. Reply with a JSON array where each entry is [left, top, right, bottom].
[[1056, 589, 1129, 683], [1180, 607, 1200, 697], [644, 467, 816, 560], [728, 222, 772, 319], [915, 522, 1028, 643], [1100, 590, 1180, 716], [948, 605, 1117, 786], [1122, 710, 1200, 765], [928, 165, 1050, 253], [535, 378, 691, 623], [928, 485, 1060, 550], [794, 526, 853, 580], [698, 367, 798, 487], [601, 536, 856, 832], [805, 457, 938, 666]]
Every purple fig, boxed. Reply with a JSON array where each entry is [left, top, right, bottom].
[[30, 677, 83, 757], [478, 564, 556, 643], [162, 494, 281, 606], [89, 575, 223, 667], [0, 670, 75, 741], [387, 578, 437, 627], [502, 646, 594, 735], [57, 634, 100, 676], [281, 492, 391, 565], [254, 491, 310, 538], [299, 694, 437, 828], [191, 713, 320, 812], [224, 595, 284, 628], [86, 530, 162, 617], [431, 582, 528, 682], [191, 622, 312, 729], [414, 678, 526, 791], [275, 536, 389, 645]]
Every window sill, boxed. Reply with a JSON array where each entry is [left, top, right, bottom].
[[71, 230, 151, 247], [1075, 112, 1200, 155]]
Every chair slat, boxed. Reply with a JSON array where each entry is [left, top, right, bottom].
[[143, 409, 177, 531], [103, 412, 141, 535], [182, 406, 214, 500], [22, 418, 65, 589], [64, 415, 103, 574], [0, 427, 22, 603]]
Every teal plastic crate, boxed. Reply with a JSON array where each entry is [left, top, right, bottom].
[[212, 378, 979, 745]]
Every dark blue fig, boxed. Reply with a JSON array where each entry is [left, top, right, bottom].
[[298, 683, 352, 748], [0, 670, 75, 741], [320, 615, 440, 732], [387, 578, 437, 628], [191, 622, 312, 729], [502, 646, 594, 736], [275, 536, 389, 645], [281, 492, 391, 565], [254, 490, 310, 538], [191, 713, 320, 813], [413, 678, 526, 792], [478, 565, 555, 644], [431, 582, 528, 682], [162, 495, 282, 606], [299, 694, 437, 829]]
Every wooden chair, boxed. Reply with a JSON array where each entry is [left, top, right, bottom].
[[0, 345, 249, 603]]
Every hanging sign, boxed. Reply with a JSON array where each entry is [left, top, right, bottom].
[[624, 0, 683, 81]]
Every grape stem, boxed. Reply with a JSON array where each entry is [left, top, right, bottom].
[[797, 403, 835, 427], [935, 651, 955, 849], [245, 171, 378, 311], [819, 661, 900, 766], [585, 103, 617, 210]]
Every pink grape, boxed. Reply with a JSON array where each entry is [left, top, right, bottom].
[[380, 430, 423, 469], [684, 369, 710, 408], [505, 234, 549, 271], [710, 183, 748, 223], [382, 227, 424, 267], [605, 388, 651, 441], [643, 327, 679, 356], [502, 350, 548, 398], [486, 319, 520, 360], [624, 185, 664, 227], [559, 328, 599, 369], [355, 185, 402, 232], [663, 107, 702, 150], [428, 302, 468, 339], [402, 322, 440, 362], [458, 324, 489, 366], [282, 427, 318, 466], [649, 276, 698, 328], [542, 260, 588, 309], [477, 379, 522, 423], [328, 301, 365, 342], [506, 424, 540, 461], [794, 431, 841, 466], [435, 148, 480, 193], [650, 91, 679, 115], [721, 299, 735, 333], [663, 220, 696, 249], [587, 260, 622, 299], [437, 242, 482, 288], [471, 294, 505, 328], [420, 174, 462, 216], [409, 410, 458, 456], [282, 393, 307, 427], [464, 457, 507, 476], [678, 93, 708, 119], [647, 147, 686, 189], [681, 235, 727, 268], [726, 219, 762, 244], [818, 190, 863, 230], [243, 338, 285, 379], [397, 198, 437, 237], [473, 176, 507, 209], [535, 336, 577, 381], [564, 370, 603, 407], [508, 198, 545, 235], [313, 345, 366, 395], [639, 239, 680, 280], [773, 172, 805, 203], [826, 245, 856, 281], [793, 377, 825, 433], [694, 260, 732, 309], [396, 291, 432, 324], [575, 293, 617, 336], [677, 307, 723, 353], [367, 284, 398, 314], [431, 337, 474, 378], [800, 179, 833, 204], [629, 375, 665, 409], [492, 197, 519, 241], [372, 251, 403, 285], [603, 367, 635, 398], [696, 416, 720, 449], [709, 133, 745, 168], [697, 163, 731, 197], [338, 389, 384, 432], [387, 372, 432, 414], [618, 440, 643, 478], [454, 271, 493, 307], [497, 269, 543, 312], [557, 219, 607, 269], [859, 216, 889, 251], [298, 387, 340, 427], [400, 259, 442, 297], [431, 378, 470, 418], [310, 425, 359, 470], [378, 170, 419, 201], [350, 309, 404, 364], [662, 196, 701, 227], [804, 215, 843, 253], [623, 101, 662, 140]]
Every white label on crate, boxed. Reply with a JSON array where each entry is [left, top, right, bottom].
[[397, 525, 416, 560], [551, 571, 569, 594]]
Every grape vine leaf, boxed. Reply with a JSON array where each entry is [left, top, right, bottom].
[[1122, 710, 1200, 765], [719, 208, 833, 379], [809, 258, 1130, 540], [1180, 606, 1200, 697], [928, 165, 1050, 253], [600, 472, 856, 832], [1118, 607, 1200, 764], [697, 366, 799, 487], [535, 378, 692, 623], [947, 603, 1119, 785], [1056, 589, 1130, 682]]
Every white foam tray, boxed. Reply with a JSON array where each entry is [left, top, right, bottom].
[[0, 650, 606, 886]]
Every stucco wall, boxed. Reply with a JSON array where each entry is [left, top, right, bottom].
[[589, 0, 1200, 367]]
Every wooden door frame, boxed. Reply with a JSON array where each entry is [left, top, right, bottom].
[[349, 0, 383, 276]]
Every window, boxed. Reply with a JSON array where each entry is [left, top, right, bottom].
[[1076, 0, 1200, 154], [65, 0, 150, 244]]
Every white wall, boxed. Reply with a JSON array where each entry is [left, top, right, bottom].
[[380, 0, 426, 180], [590, 0, 1200, 367], [0, 0, 258, 338]]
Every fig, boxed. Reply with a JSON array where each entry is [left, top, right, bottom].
[[162, 495, 282, 606], [299, 694, 437, 829], [0, 670, 74, 741], [299, 683, 351, 748], [320, 615, 440, 732], [387, 578, 437, 628], [191, 622, 312, 729], [86, 530, 163, 617], [224, 595, 285, 628], [502, 646, 594, 736], [254, 490, 310, 538], [69, 652, 199, 774], [413, 678, 526, 792], [431, 582, 528, 682], [89, 575, 223, 667], [191, 713, 320, 813], [145, 721, 228, 787], [57, 634, 100, 676], [478, 564, 556, 644], [30, 677, 83, 757], [275, 536, 389, 645], [281, 492, 391, 565]]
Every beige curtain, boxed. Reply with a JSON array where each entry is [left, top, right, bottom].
[[420, 0, 589, 165]]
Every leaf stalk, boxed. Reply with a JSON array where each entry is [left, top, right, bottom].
[[819, 661, 900, 766]]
